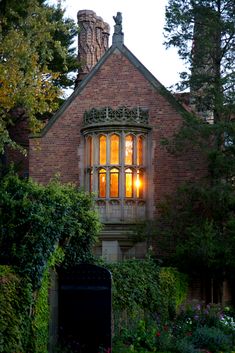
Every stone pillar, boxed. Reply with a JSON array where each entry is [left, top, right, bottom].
[[76, 10, 110, 84]]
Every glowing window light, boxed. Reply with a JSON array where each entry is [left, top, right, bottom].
[[125, 134, 133, 165], [137, 136, 143, 165], [98, 168, 106, 198], [125, 168, 133, 197], [135, 170, 144, 198], [110, 134, 119, 164], [110, 168, 119, 197], [99, 135, 106, 164]]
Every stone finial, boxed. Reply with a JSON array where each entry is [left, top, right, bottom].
[[112, 12, 124, 45]]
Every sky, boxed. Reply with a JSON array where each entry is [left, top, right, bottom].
[[48, 0, 185, 90]]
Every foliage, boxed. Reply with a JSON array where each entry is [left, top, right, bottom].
[[157, 181, 235, 277], [164, 0, 235, 120], [158, 267, 188, 322], [108, 258, 160, 316], [108, 257, 188, 347], [0, 265, 32, 353], [113, 303, 235, 353], [0, 171, 101, 288], [158, 1, 235, 294], [192, 326, 231, 352], [32, 246, 64, 353], [0, 0, 78, 153]]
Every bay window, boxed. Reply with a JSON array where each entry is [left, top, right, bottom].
[[82, 106, 150, 221]]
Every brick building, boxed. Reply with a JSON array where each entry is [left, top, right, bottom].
[[27, 10, 205, 262]]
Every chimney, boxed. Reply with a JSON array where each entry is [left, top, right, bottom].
[[76, 10, 110, 84]]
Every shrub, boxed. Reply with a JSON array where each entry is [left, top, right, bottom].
[[158, 267, 188, 322], [110, 259, 189, 353], [175, 337, 198, 353], [108, 258, 188, 324], [108, 258, 160, 317], [0, 172, 101, 288], [192, 326, 231, 352]]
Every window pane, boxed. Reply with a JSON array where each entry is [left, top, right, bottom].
[[110, 168, 119, 197], [137, 136, 143, 165], [99, 168, 106, 198], [110, 134, 119, 164], [136, 169, 144, 198], [125, 168, 133, 197], [99, 135, 106, 164], [125, 134, 133, 165]]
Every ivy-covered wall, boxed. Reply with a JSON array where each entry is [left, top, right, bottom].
[[0, 266, 32, 353]]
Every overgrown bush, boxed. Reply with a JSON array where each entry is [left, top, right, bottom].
[[108, 258, 188, 322], [0, 172, 101, 288]]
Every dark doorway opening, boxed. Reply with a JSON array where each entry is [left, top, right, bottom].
[[58, 264, 112, 353]]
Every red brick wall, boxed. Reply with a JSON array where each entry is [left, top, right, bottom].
[[29, 49, 206, 218]]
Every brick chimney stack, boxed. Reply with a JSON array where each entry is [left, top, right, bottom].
[[76, 10, 110, 84]]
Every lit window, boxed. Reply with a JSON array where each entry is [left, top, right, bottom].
[[110, 134, 119, 164], [137, 136, 143, 165], [136, 169, 144, 198], [99, 168, 106, 198], [85, 133, 146, 200], [125, 134, 133, 165], [110, 168, 119, 197], [83, 107, 149, 221], [125, 168, 133, 197], [99, 135, 106, 164]]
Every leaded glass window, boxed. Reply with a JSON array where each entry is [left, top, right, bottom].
[[85, 132, 146, 201]]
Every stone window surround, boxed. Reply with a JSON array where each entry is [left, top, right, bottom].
[[81, 106, 151, 222]]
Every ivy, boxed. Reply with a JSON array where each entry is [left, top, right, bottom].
[[32, 246, 64, 353], [0, 266, 32, 353]]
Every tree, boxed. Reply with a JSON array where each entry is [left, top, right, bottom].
[[0, 0, 78, 154], [164, 0, 235, 122], [157, 0, 235, 301]]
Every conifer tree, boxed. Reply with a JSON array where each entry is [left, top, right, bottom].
[[164, 0, 235, 122], [158, 0, 235, 299]]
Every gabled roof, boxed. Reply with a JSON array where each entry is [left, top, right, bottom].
[[33, 40, 187, 138]]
